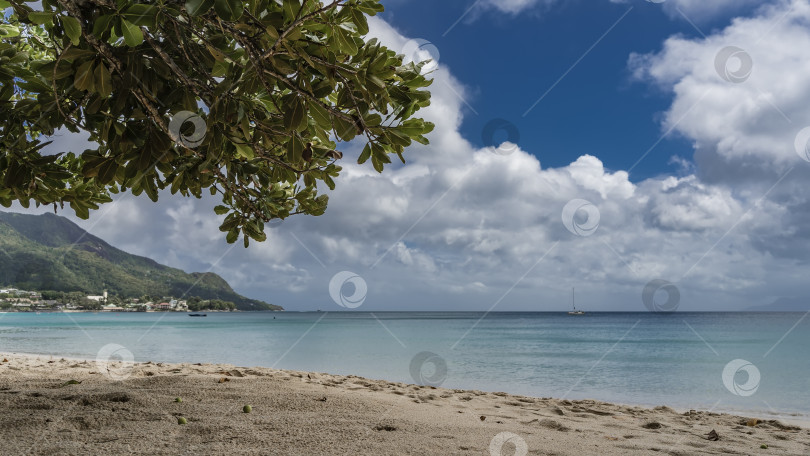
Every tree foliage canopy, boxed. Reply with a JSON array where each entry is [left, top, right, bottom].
[[0, 0, 433, 245]]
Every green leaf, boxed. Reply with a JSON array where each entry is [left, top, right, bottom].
[[73, 60, 95, 92], [70, 201, 90, 219], [251, 223, 267, 242], [412, 135, 430, 146], [283, 97, 307, 132], [370, 142, 391, 165], [91, 15, 115, 37], [349, 8, 369, 35], [356, 1, 384, 14], [323, 174, 335, 190], [226, 228, 239, 244], [333, 28, 358, 55], [120, 19, 144, 47], [185, 0, 214, 16], [170, 173, 184, 194], [214, 205, 229, 215], [220, 214, 240, 231], [357, 143, 371, 164], [97, 159, 118, 185], [371, 156, 383, 173], [122, 4, 158, 27], [332, 115, 357, 141], [397, 118, 427, 137], [61, 16, 81, 46], [28, 12, 55, 25], [308, 101, 331, 129], [282, 0, 299, 22], [234, 143, 254, 160], [214, 0, 243, 21], [137, 146, 153, 171], [59, 48, 96, 62], [94, 63, 112, 98], [286, 135, 304, 163], [265, 26, 278, 40], [143, 177, 158, 202]]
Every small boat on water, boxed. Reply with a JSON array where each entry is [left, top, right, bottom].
[[568, 288, 585, 315], [188, 313, 207, 317]]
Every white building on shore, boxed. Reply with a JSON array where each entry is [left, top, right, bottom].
[[86, 291, 108, 302]]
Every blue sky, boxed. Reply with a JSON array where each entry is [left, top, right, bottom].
[[9, 0, 810, 312], [378, 0, 750, 179]]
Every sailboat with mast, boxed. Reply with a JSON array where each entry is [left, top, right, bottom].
[[568, 287, 585, 315]]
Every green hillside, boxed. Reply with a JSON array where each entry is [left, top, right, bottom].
[[0, 211, 281, 311]]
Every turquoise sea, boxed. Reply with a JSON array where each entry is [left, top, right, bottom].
[[1, 311, 807, 421]]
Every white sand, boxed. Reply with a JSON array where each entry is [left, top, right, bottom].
[[0, 353, 807, 455]]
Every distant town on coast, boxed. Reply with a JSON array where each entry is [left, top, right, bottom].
[[0, 287, 240, 312]]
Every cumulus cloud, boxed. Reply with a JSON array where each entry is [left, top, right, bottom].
[[630, 0, 810, 173], [630, 0, 810, 261], [644, 176, 742, 231], [9, 6, 810, 312]]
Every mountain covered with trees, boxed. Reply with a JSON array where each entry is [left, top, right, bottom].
[[0, 211, 281, 310]]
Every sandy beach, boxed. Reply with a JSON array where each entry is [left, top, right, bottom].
[[0, 353, 807, 455]]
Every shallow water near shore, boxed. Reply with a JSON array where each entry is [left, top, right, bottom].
[[1, 311, 807, 421]]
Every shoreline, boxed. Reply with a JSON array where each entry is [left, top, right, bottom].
[[4, 350, 809, 428], [1, 352, 808, 455]]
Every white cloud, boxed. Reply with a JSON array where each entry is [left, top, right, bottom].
[[630, 0, 810, 175], [644, 176, 742, 231], [629, 0, 810, 263]]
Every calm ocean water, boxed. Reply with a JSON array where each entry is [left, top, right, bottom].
[[1, 311, 807, 420]]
